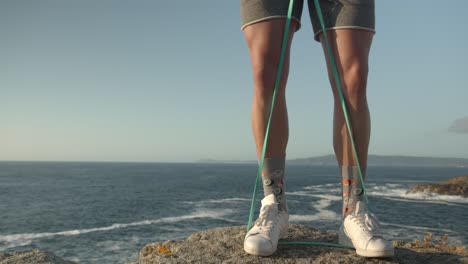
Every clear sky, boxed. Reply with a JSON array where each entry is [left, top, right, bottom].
[[2, 1, 467, 162]]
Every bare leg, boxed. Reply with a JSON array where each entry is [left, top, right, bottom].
[[322, 30, 394, 258], [243, 19, 298, 160], [320, 29, 373, 216], [319, 29, 373, 167], [243, 20, 297, 256]]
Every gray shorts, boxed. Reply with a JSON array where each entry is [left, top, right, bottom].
[[240, 0, 375, 41]]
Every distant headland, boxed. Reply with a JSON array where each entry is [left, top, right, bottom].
[[197, 154, 468, 167]]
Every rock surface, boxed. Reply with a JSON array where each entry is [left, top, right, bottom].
[[408, 175, 468, 197], [0, 248, 77, 264], [137, 224, 468, 264]]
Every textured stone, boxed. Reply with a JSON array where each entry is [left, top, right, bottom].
[[138, 224, 468, 264], [0, 248, 76, 264], [408, 175, 468, 197]]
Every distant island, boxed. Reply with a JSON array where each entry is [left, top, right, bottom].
[[198, 155, 468, 167]]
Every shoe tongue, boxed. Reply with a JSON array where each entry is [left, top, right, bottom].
[[261, 194, 278, 206], [354, 201, 369, 215]]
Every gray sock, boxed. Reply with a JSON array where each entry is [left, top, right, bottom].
[[341, 165, 366, 217], [262, 155, 287, 212]]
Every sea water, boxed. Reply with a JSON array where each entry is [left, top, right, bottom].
[[0, 162, 467, 263]]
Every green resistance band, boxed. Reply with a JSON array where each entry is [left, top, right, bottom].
[[246, 0, 368, 249]]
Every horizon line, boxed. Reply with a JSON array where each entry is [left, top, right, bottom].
[[1, 153, 468, 164]]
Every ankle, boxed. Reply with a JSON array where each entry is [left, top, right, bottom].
[[340, 165, 366, 217], [262, 155, 287, 211]]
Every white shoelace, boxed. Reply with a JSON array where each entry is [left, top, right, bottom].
[[254, 204, 278, 234], [349, 203, 382, 237]]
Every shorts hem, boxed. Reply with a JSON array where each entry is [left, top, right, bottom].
[[241, 16, 302, 32], [314, 26, 376, 41]]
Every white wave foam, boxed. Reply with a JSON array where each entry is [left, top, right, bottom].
[[303, 183, 338, 188], [288, 191, 341, 200], [96, 236, 141, 253], [378, 196, 468, 208], [290, 210, 338, 222], [303, 183, 340, 192], [69, 257, 81, 263], [0, 208, 234, 250], [302, 182, 468, 205], [96, 240, 126, 252], [367, 184, 468, 204], [289, 214, 323, 222], [311, 194, 341, 201], [315, 199, 331, 209], [182, 197, 250, 205], [289, 192, 339, 222], [287, 191, 316, 197], [385, 180, 440, 184], [287, 183, 341, 222], [380, 222, 455, 233]]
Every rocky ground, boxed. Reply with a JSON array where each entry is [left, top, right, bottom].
[[408, 175, 468, 197], [2, 224, 466, 263], [0, 249, 76, 264], [135, 224, 468, 264]]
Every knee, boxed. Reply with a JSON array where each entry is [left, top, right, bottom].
[[250, 49, 286, 100], [339, 61, 369, 110]]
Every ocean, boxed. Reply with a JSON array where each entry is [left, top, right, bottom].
[[0, 162, 467, 263]]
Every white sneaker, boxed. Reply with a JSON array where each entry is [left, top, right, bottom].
[[244, 194, 289, 256], [339, 201, 394, 257]]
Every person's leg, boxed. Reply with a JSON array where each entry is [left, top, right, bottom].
[[243, 19, 297, 213], [307, 0, 376, 216], [241, 0, 304, 256], [244, 20, 296, 160], [242, 18, 299, 257], [320, 28, 393, 258], [309, 0, 392, 257], [319, 29, 372, 216]]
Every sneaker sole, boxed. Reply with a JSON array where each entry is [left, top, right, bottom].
[[243, 229, 287, 257], [243, 244, 276, 257], [339, 232, 394, 258], [356, 248, 394, 258]]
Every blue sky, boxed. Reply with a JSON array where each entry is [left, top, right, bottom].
[[1, 1, 467, 162]]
